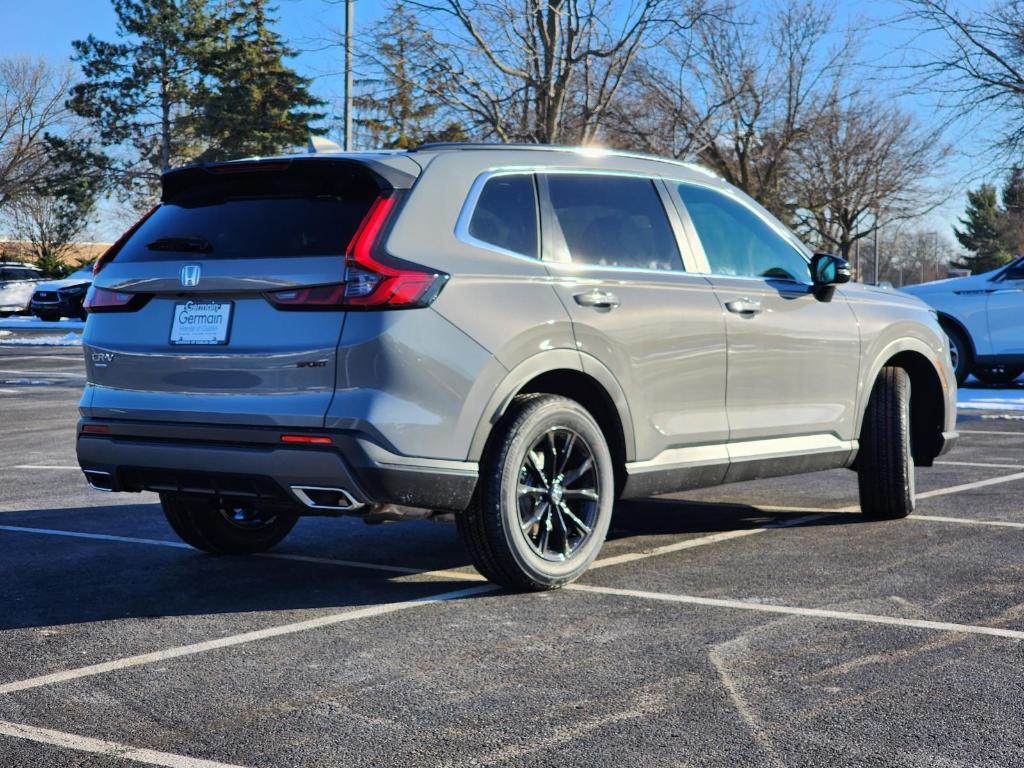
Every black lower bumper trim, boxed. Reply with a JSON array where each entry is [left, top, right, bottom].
[[76, 429, 478, 512]]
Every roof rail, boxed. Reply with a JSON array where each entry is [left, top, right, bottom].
[[410, 141, 722, 179]]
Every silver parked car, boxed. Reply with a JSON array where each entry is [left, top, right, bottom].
[[902, 257, 1024, 385], [77, 144, 958, 589]]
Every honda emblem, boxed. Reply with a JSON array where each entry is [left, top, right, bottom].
[[180, 265, 201, 287]]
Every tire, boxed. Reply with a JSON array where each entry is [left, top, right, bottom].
[[939, 320, 971, 386], [457, 394, 615, 591], [972, 366, 1023, 386], [857, 367, 915, 520], [160, 493, 298, 554]]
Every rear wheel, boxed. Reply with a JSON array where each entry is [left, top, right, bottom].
[[160, 493, 298, 554], [857, 367, 915, 520], [939, 321, 971, 386], [457, 394, 615, 591], [972, 366, 1023, 386]]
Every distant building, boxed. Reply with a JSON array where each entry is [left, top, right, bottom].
[[0, 240, 112, 266]]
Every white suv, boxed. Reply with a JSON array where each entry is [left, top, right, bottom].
[[0, 262, 44, 316], [903, 257, 1024, 385]]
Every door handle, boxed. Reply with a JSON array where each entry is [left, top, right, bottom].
[[725, 298, 763, 316], [574, 289, 621, 309]]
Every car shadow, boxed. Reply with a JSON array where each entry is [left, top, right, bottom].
[[0, 498, 863, 632]]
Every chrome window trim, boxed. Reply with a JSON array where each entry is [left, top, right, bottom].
[[456, 165, 813, 280], [453, 170, 542, 263], [672, 179, 814, 283]]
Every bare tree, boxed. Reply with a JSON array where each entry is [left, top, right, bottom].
[[401, 0, 695, 144], [790, 94, 950, 262], [614, 0, 852, 219], [901, 0, 1024, 163], [0, 58, 74, 210], [8, 192, 97, 276]]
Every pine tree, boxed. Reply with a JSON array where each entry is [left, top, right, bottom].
[[198, 0, 324, 161], [70, 0, 217, 200], [953, 184, 1013, 273], [1000, 166, 1024, 256], [354, 2, 465, 150]]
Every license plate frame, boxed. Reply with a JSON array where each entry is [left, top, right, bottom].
[[169, 300, 234, 346]]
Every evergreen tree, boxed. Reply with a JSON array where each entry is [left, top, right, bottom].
[[70, 0, 218, 200], [354, 2, 464, 149], [1000, 165, 1024, 256], [199, 0, 324, 161], [953, 184, 1013, 273]]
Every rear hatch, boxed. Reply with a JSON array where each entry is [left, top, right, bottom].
[[82, 157, 416, 428]]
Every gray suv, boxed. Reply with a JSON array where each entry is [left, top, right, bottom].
[[77, 144, 958, 590]]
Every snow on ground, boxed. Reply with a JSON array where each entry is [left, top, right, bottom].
[[0, 332, 82, 347], [0, 317, 85, 332], [957, 384, 1024, 412]]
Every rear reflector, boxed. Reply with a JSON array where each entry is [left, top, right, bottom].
[[81, 424, 110, 434], [281, 434, 333, 445], [265, 192, 448, 311]]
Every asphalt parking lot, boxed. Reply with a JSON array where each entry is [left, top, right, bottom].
[[1, 344, 1023, 767]]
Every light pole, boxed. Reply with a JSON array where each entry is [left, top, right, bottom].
[[343, 0, 354, 151]]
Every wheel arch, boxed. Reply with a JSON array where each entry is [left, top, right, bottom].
[[468, 351, 634, 488], [858, 342, 950, 467], [935, 311, 976, 360]]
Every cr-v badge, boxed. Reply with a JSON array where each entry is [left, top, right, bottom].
[[180, 265, 201, 287]]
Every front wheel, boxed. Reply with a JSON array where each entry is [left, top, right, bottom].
[[457, 394, 615, 591], [940, 321, 971, 386], [857, 367, 915, 520], [160, 494, 298, 554]]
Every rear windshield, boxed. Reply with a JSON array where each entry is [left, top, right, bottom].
[[112, 162, 381, 263]]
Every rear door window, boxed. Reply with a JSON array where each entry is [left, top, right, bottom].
[[467, 174, 538, 258], [677, 183, 810, 282], [545, 174, 682, 271], [111, 162, 381, 263]]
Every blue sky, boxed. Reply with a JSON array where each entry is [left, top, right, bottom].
[[0, 0, 991, 239]]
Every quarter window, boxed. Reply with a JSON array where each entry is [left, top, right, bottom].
[[467, 174, 538, 258], [546, 175, 682, 271], [677, 183, 810, 282]]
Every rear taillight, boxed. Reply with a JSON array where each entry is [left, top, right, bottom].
[[265, 193, 448, 311], [93, 205, 160, 275], [83, 287, 151, 313]]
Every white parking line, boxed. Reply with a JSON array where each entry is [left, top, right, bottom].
[[591, 513, 825, 570], [910, 514, 1024, 529], [0, 583, 496, 696], [0, 355, 82, 364], [11, 465, 80, 470], [958, 429, 1024, 436], [0, 369, 85, 377], [0, 720, 248, 768], [567, 584, 1024, 641], [935, 460, 1024, 469], [917, 471, 1024, 499]]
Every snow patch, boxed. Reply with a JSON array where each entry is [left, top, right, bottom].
[[0, 332, 83, 347], [958, 385, 1024, 412], [0, 317, 85, 331]]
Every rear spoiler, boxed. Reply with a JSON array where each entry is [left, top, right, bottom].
[[161, 156, 418, 201]]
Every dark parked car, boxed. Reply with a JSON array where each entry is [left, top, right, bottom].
[[31, 265, 93, 321]]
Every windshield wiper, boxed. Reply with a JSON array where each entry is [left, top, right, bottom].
[[146, 236, 213, 253]]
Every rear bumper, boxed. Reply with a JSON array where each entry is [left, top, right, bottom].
[[76, 420, 478, 512]]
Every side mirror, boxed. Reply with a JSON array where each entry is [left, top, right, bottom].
[[810, 253, 851, 302]]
